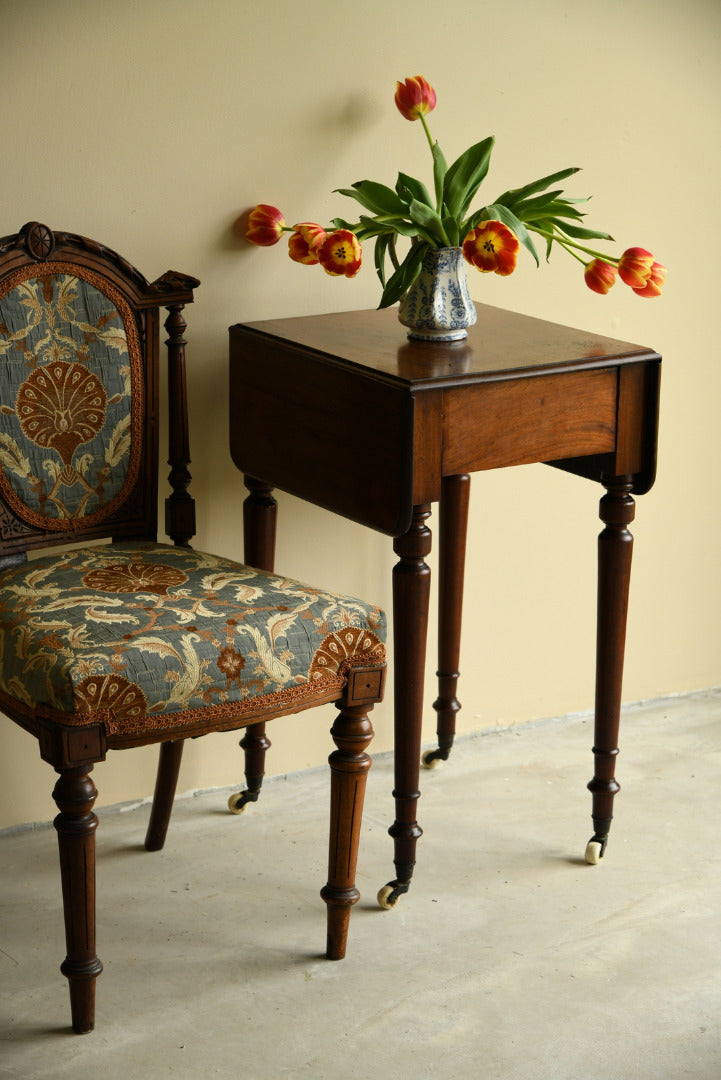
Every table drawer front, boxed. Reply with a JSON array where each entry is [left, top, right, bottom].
[[442, 368, 617, 474]]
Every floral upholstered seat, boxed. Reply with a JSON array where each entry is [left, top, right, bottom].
[[0, 223, 386, 1035], [0, 540, 384, 738]]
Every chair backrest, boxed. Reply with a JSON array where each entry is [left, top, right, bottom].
[[0, 223, 198, 563]]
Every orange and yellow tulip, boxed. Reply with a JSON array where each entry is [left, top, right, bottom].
[[318, 230, 362, 277], [288, 222, 327, 265], [394, 76, 437, 122], [584, 258, 617, 294], [462, 221, 519, 276], [246, 204, 286, 247], [618, 247, 654, 288], [632, 261, 666, 297]]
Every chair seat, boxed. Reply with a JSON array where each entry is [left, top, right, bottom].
[[0, 540, 385, 740]]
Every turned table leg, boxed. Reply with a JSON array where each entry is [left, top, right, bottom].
[[53, 766, 103, 1034], [243, 475, 277, 572], [424, 473, 471, 768], [378, 504, 432, 908], [586, 477, 635, 864], [228, 476, 278, 814]]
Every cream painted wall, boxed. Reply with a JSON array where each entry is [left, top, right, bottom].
[[1, 0, 719, 830]]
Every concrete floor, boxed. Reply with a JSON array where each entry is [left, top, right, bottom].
[[1, 689, 720, 1079]]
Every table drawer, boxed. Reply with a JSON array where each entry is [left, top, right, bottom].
[[442, 368, 617, 473]]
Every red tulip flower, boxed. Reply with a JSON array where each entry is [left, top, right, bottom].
[[462, 221, 520, 276], [288, 222, 327, 265], [584, 258, 617, 295], [318, 229, 362, 277], [246, 204, 286, 247], [632, 261, 666, 298], [394, 76, 437, 122], [618, 247, 654, 288]]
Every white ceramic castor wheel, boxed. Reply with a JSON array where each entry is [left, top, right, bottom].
[[377, 884, 401, 910], [585, 839, 604, 865], [422, 749, 442, 769], [227, 792, 247, 814]]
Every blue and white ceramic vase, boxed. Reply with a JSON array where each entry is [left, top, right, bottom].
[[398, 246, 477, 342]]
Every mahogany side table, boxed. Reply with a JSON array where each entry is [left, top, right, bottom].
[[229, 305, 661, 907]]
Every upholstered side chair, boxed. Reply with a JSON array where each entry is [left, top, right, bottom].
[[0, 223, 386, 1034]]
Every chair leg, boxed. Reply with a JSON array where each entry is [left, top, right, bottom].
[[145, 740, 184, 851], [321, 702, 374, 960], [53, 766, 103, 1035], [228, 723, 271, 813]]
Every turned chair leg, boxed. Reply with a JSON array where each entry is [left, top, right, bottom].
[[145, 740, 185, 851], [322, 702, 374, 960], [228, 723, 272, 814], [53, 766, 103, 1034]]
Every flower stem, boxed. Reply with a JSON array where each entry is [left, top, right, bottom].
[[419, 114, 436, 155], [419, 113, 447, 220], [528, 225, 619, 266]]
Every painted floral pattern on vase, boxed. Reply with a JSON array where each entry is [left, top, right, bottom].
[[397, 247, 477, 342]]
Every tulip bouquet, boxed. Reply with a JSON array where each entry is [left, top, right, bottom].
[[245, 76, 665, 307]]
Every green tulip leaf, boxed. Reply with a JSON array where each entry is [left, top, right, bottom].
[[553, 221, 615, 242], [443, 136, 495, 219], [378, 241, 429, 309], [505, 190, 566, 219], [408, 199, 449, 245], [498, 167, 580, 208], [365, 215, 437, 245], [336, 181, 408, 217], [442, 214, 460, 247], [396, 172, 433, 210], [374, 233, 393, 286], [540, 200, 587, 220], [432, 141, 448, 211]]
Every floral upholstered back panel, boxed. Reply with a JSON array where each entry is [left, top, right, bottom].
[[0, 263, 142, 531]]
